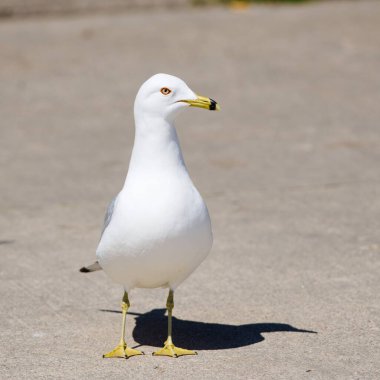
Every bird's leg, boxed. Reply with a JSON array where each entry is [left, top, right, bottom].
[[153, 290, 197, 357], [103, 291, 143, 359]]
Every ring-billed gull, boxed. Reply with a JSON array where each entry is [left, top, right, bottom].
[[80, 73, 220, 358]]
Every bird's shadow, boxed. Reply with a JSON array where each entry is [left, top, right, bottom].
[[100, 308, 317, 350]]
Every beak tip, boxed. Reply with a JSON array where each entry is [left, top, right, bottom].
[[210, 98, 220, 111]]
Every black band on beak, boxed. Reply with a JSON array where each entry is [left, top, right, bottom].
[[209, 99, 217, 111]]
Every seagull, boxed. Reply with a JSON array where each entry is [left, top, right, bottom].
[[80, 74, 220, 358]]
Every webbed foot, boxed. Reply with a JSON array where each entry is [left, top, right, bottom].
[[103, 343, 143, 359], [153, 341, 196, 358]]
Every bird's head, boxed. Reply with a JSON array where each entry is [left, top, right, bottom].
[[134, 73, 220, 122]]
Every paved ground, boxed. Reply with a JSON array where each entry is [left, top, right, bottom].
[[0, 0, 188, 18], [1, 1, 380, 379]]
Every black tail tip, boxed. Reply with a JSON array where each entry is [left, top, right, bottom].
[[79, 266, 90, 273]]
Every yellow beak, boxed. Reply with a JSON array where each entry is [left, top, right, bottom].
[[178, 95, 221, 111]]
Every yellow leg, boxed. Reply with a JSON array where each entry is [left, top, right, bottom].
[[153, 290, 197, 358], [103, 291, 143, 359]]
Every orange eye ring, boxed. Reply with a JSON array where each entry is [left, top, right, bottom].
[[160, 87, 172, 96]]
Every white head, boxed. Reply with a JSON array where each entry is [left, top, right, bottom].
[[134, 73, 220, 123]]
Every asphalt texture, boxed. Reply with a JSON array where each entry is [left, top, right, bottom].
[[1, 1, 379, 378]]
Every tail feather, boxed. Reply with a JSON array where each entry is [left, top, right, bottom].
[[79, 261, 102, 273]]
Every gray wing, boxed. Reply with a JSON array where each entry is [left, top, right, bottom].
[[79, 195, 119, 274], [100, 194, 119, 239]]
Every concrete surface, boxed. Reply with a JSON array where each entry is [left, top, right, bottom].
[[1, 1, 379, 379], [0, 0, 189, 18]]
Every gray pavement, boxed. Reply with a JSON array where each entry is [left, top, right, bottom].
[[0, 0, 189, 17], [1, 1, 380, 378]]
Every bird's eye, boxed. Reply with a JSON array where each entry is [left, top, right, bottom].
[[160, 87, 172, 96]]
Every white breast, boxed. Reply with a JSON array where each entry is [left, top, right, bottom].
[[96, 170, 213, 290]]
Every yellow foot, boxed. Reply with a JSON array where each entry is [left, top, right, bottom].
[[103, 344, 143, 359], [153, 343, 197, 358]]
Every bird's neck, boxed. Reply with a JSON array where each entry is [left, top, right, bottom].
[[126, 115, 187, 180]]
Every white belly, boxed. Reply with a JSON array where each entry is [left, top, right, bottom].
[[96, 177, 213, 290]]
